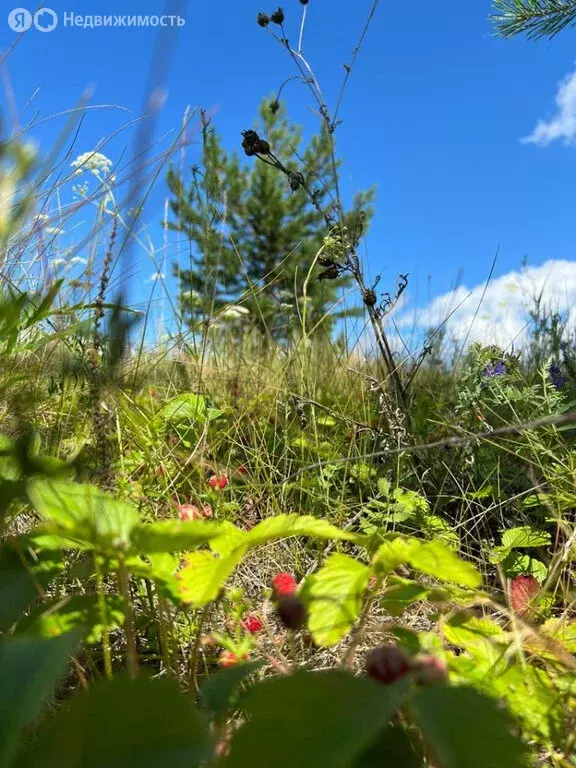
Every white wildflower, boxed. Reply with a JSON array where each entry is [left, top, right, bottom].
[[71, 151, 113, 178], [220, 305, 250, 318]]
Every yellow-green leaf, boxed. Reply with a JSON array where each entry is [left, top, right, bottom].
[[306, 554, 371, 646]]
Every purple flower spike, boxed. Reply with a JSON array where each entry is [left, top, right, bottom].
[[482, 361, 506, 378], [548, 362, 567, 390]]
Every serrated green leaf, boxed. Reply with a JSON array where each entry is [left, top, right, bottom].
[[15, 676, 210, 767], [201, 661, 263, 722], [372, 536, 416, 574], [353, 724, 424, 767], [443, 612, 508, 665], [410, 685, 528, 768], [209, 521, 248, 557], [501, 552, 548, 584], [306, 554, 371, 646], [227, 671, 412, 768], [501, 526, 551, 551], [246, 515, 362, 547], [0, 632, 79, 767], [380, 576, 429, 617], [376, 477, 391, 497], [178, 550, 244, 607], [407, 540, 482, 588], [130, 520, 224, 554], [27, 479, 139, 552], [156, 393, 208, 424], [15, 594, 124, 644]]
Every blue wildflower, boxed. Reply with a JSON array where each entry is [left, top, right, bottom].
[[482, 361, 506, 378], [548, 361, 567, 391]]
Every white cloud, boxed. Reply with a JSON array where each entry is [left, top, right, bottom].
[[398, 259, 576, 349], [522, 66, 576, 146]]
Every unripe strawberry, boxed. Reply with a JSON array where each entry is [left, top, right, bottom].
[[510, 574, 540, 616], [365, 646, 411, 686], [276, 596, 307, 630]]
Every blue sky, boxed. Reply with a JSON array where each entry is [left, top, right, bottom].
[[1, 0, 576, 345]]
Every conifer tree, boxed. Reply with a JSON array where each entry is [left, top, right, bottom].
[[166, 99, 374, 340], [491, 0, 576, 38]]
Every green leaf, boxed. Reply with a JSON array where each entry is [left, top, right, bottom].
[[306, 554, 371, 646], [372, 537, 416, 574], [376, 477, 391, 497], [27, 479, 139, 552], [353, 724, 424, 767], [380, 576, 429, 617], [0, 541, 63, 632], [15, 594, 124, 644], [227, 671, 411, 768], [501, 526, 551, 550], [443, 613, 508, 665], [493, 665, 565, 744], [178, 517, 363, 608], [16, 676, 210, 768], [178, 550, 244, 607], [201, 660, 263, 722], [410, 685, 529, 768], [209, 521, 249, 557], [500, 552, 548, 584], [130, 520, 224, 554], [156, 393, 208, 424], [0, 632, 79, 768], [245, 514, 362, 547], [373, 537, 482, 588], [408, 540, 482, 587]]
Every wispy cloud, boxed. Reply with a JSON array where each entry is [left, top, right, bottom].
[[522, 66, 576, 146], [398, 260, 576, 349]]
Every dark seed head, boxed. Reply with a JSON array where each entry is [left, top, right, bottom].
[[318, 264, 340, 281], [257, 12, 270, 26], [271, 7, 285, 24], [288, 171, 305, 191], [276, 596, 307, 630], [363, 289, 377, 307], [269, 100, 280, 115], [365, 645, 411, 686], [255, 139, 271, 155], [300, 0, 309, 4], [242, 129, 261, 157], [318, 253, 336, 267]]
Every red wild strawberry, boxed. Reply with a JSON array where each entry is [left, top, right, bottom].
[[209, 474, 229, 490], [272, 572, 297, 598], [510, 574, 540, 616], [238, 464, 249, 475], [365, 646, 412, 686], [241, 615, 263, 634]]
